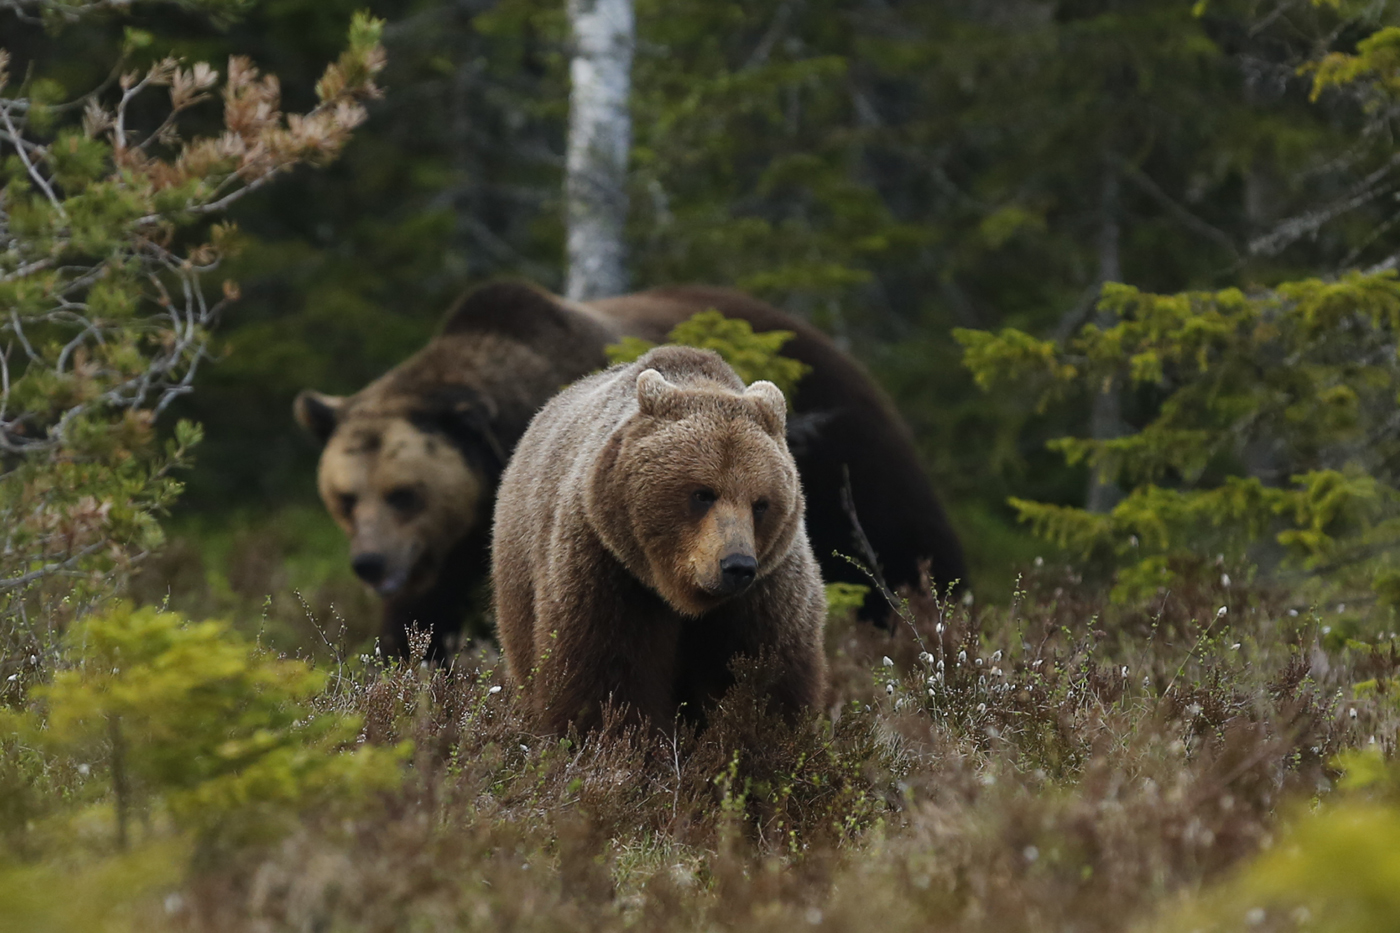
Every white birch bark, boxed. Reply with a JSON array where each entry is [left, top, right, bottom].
[[565, 0, 634, 301]]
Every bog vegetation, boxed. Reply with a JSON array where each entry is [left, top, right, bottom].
[[5, 0, 1400, 931]]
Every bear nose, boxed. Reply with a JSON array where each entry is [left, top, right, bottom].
[[352, 553, 387, 586], [718, 553, 758, 594]]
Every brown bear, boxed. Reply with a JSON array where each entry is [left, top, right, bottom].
[[491, 346, 827, 732], [589, 286, 968, 612], [294, 284, 617, 656], [296, 281, 964, 656]]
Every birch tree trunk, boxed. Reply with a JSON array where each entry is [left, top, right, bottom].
[[1087, 160, 1124, 514], [565, 0, 634, 301]]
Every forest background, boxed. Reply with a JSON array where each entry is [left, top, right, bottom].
[[22, 0, 1395, 639], [9, 1, 1400, 930]]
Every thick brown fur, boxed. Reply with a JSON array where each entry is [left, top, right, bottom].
[[491, 347, 827, 733], [294, 283, 618, 656], [295, 280, 965, 656], [589, 286, 968, 612]]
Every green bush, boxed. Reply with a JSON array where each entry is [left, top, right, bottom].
[[0, 5, 385, 660], [0, 840, 185, 933], [958, 273, 1400, 605], [1158, 747, 1400, 933], [3, 603, 406, 849], [606, 308, 812, 402]]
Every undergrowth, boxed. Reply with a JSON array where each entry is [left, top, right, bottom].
[[126, 505, 381, 656], [3, 560, 1398, 932]]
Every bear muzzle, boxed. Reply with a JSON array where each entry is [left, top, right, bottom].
[[352, 552, 387, 587], [352, 550, 418, 596], [716, 552, 758, 596]]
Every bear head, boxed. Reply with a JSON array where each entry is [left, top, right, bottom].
[[291, 281, 620, 632], [585, 361, 802, 617], [294, 387, 503, 600]]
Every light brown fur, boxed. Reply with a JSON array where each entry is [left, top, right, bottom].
[[293, 282, 620, 655], [491, 346, 828, 733], [315, 417, 483, 601]]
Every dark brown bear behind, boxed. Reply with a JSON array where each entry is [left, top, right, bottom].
[[492, 346, 827, 733], [592, 286, 968, 611], [294, 285, 619, 657]]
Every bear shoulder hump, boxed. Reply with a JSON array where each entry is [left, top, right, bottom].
[[440, 280, 586, 343]]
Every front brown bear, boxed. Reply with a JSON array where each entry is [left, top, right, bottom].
[[492, 346, 828, 733]]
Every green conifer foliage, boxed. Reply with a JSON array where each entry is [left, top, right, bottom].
[[5, 602, 405, 848], [959, 272, 1400, 602], [605, 308, 811, 402], [0, 5, 384, 653], [957, 7, 1400, 605]]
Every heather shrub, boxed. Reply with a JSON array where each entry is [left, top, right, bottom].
[[1, 554, 1390, 932], [116, 563, 1383, 933], [1154, 729, 1400, 933]]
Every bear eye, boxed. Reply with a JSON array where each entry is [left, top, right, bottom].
[[753, 499, 769, 522], [690, 488, 717, 513], [384, 486, 424, 516], [338, 493, 358, 517]]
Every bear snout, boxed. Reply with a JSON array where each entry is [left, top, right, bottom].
[[352, 552, 388, 587], [717, 552, 758, 595]]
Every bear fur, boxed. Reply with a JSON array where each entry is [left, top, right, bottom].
[[295, 280, 965, 656], [491, 346, 828, 732], [589, 286, 968, 610], [294, 284, 618, 656]]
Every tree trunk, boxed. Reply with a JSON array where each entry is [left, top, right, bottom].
[[1087, 160, 1124, 514], [565, 0, 634, 301]]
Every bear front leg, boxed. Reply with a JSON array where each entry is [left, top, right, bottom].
[[532, 548, 682, 734], [738, 561, 830, 721], [762, 633, 829, 720]]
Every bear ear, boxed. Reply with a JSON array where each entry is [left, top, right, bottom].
[[745, 381, 787, 437], [294, 390, 346, 444], [636, 369, 680, 418]]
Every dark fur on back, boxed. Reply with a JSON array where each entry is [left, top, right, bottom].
[[590, 286, 969, 611], [441, 280, 582, 344]]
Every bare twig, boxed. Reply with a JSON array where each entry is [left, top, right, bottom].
[[0, 543, 107, 592], [0, 107, 67, 220]]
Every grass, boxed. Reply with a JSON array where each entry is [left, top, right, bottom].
[[4, 524, 1399, 932]]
